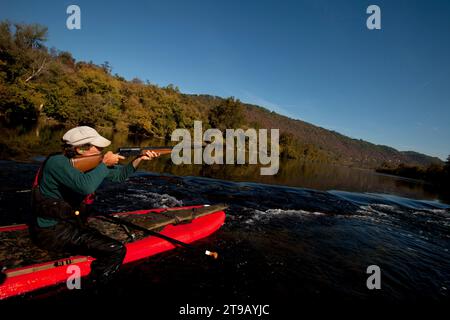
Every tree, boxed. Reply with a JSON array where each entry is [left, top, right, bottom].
[[131, 77, 143, 84], [208, 97, 244, 131], [58, 51, 76, 69], [0, 82, 41, 121], [444, 155, 450, 177], [0, 22, 49, 83], [0, 22, 50, 120], [101, 61, 112, 74], [13, 23, 47, 49], [280, 132, 298, 159]]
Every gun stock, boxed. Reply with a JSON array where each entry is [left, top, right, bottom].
[[71, 147, 174, 172], [70, 154, 103, 173]]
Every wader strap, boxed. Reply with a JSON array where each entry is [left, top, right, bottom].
[[32, 153, 62, 188]]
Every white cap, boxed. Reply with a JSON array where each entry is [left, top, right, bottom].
[[62, 126, 111, 147]]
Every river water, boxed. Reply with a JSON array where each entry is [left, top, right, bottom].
[[0, 124, 449, 311]]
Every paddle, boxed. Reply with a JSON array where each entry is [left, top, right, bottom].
[[98, 214, 219, 259]]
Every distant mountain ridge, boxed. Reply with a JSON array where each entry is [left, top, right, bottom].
[[187, 94, 442, 169]]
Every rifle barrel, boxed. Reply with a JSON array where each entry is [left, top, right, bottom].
[[118, 146, 173, 157]]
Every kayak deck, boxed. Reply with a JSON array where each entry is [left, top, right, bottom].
[[0, 204, 226, 299]]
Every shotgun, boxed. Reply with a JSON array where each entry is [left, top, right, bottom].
[[70, 146, 173, 172]]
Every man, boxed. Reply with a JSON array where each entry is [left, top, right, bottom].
[[30, 126, 159, 285]]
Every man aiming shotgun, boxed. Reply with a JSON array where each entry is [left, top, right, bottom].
[[70, 146, 174, 173], [30, 126, 162, 285]]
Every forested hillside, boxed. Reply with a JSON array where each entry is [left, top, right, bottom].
[[0, 21, 443, 168]]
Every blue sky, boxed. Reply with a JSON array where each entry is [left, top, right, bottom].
[[1, 0, 449, 159]]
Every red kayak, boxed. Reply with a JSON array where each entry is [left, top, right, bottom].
[[0, 204, 226, 299]]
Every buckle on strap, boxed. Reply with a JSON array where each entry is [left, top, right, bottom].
[[159, 208, 198, 225], [159, 210, 182, 225]]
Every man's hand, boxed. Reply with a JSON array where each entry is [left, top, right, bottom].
[[102, 151, 125, 167], [140, 150, 160, 160], [132, 150, 160, 168]]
